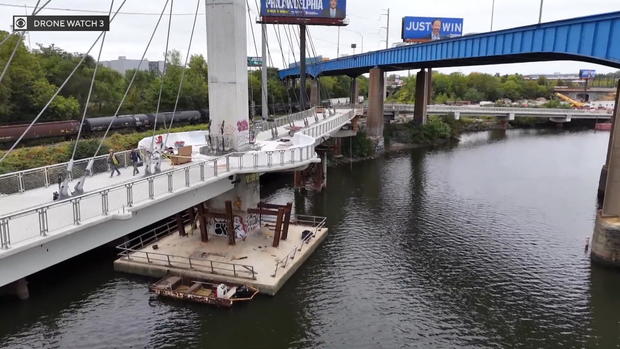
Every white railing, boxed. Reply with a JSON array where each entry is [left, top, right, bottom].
[[255, 107, 320, 139], [0, 109, 356, 251], [0, 149, 133, 195], [271, 214, 327, 278]]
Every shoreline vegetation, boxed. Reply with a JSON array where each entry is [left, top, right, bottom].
[[335, 115, 600, 165]]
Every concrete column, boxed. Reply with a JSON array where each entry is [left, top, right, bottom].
[[601, 82, 620, 217], [426, 68, 433, 105], [206, 0, 249, 150], [413, 68, 430, 126], [350, 76, 358, 105], [367, 67, 385, 138], [310, 78, 320, 107], [592, 81, 620, 267]]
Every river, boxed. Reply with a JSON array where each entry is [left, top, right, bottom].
[[1, 129, 619, 348]]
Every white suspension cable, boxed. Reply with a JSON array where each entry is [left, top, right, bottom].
[[163, 0, 200, 146], [0, 0, 128, 164], [90, 0, 172, 162], [0, 0, 50, 84], [147, 0, 175, 175], [71, 0, 115, 161]]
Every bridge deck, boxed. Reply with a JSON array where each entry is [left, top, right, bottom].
[[0, 108, 355, 277]]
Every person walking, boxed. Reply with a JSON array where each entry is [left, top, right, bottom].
[[108, 149, 121, 177], [130, 148, 142, 176]]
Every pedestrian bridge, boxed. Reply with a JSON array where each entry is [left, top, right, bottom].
[[0, 107, 358, 288], [279, 11, 620, 79]]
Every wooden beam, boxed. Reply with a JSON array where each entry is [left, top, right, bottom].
[[188, 207, 196, 232], [225, 200, 235, 245], [273, 207, 285, 248], [197, 204, 208, 242], [176, 213, 186, 237], [281, 202, 292, 240], [247, 208, 280, 216]]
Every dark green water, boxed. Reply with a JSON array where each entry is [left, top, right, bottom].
[[1, 129, 620, 348]]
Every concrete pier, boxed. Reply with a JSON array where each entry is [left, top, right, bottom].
[[114, 220, 328, 295], [592, 82, 620, 267], [591, 214, 620, 267], [413, 68, 430, 126]]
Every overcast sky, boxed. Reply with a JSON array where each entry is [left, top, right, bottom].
[[1, 0, 619, 76]]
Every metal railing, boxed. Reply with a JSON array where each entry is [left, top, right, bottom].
[[302, 110, 354, 139], [254, 107, 320, 139], [271, 214, 327, 278], [0, 149, 133, 195], [115, 220, 256, 280], [0, 109, 356, 251], [383, 104, 613, 117]]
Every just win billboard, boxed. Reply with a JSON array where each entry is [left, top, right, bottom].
[[402, 16, 463, 43], [259, 0, 347, 25]]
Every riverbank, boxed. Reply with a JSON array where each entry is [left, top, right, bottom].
[[334, 115, 600, 165]]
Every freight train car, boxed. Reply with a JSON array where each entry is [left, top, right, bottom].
[[0, 120, 80, 143]]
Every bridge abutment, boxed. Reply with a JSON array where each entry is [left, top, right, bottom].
[[592, 82, 620, 267]]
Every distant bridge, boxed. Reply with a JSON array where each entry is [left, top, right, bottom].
[[384, 104, 612, 122]]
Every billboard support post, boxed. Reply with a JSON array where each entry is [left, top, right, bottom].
[[300, 24, 307, 111], [261, 23, 268, 120]]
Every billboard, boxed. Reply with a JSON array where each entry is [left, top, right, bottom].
[[579, 69, 596, 79], [402, 16, 463, 43], [259, 0, 347, 25]]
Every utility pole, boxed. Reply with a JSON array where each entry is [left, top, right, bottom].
[[490, 0, 495, 31], [299, 24, 307, 110], [538, 0, 544, 24], [261, 23, 269, 120], [382, 9, 390, 100], [337, 27, 340, 58], [383, 8, 390, 49]]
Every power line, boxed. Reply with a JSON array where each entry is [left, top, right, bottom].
[[0, 2, 203, 16]]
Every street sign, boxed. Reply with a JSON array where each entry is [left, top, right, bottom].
[[247, 57, 263, 67]]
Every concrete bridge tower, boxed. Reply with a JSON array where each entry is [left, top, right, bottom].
[[205, 0, 250, 151]]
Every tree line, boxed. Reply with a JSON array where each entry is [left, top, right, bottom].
[[0, 32, 366, 125]]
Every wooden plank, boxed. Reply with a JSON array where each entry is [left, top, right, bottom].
[[273, 207, 285, 248], [197, 204, 208, 242], [281, 202, 292, 240], [176, 213, 186, 237], [247, 208, 280, 216], [226, 200, 235, 245]]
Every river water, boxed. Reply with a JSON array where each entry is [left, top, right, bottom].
[[1, 129, 619, 348]]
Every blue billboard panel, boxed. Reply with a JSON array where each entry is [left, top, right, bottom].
[[402, 17, 463, 43], [579, 69, 596, 79], [260, 0, 347, 21]]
